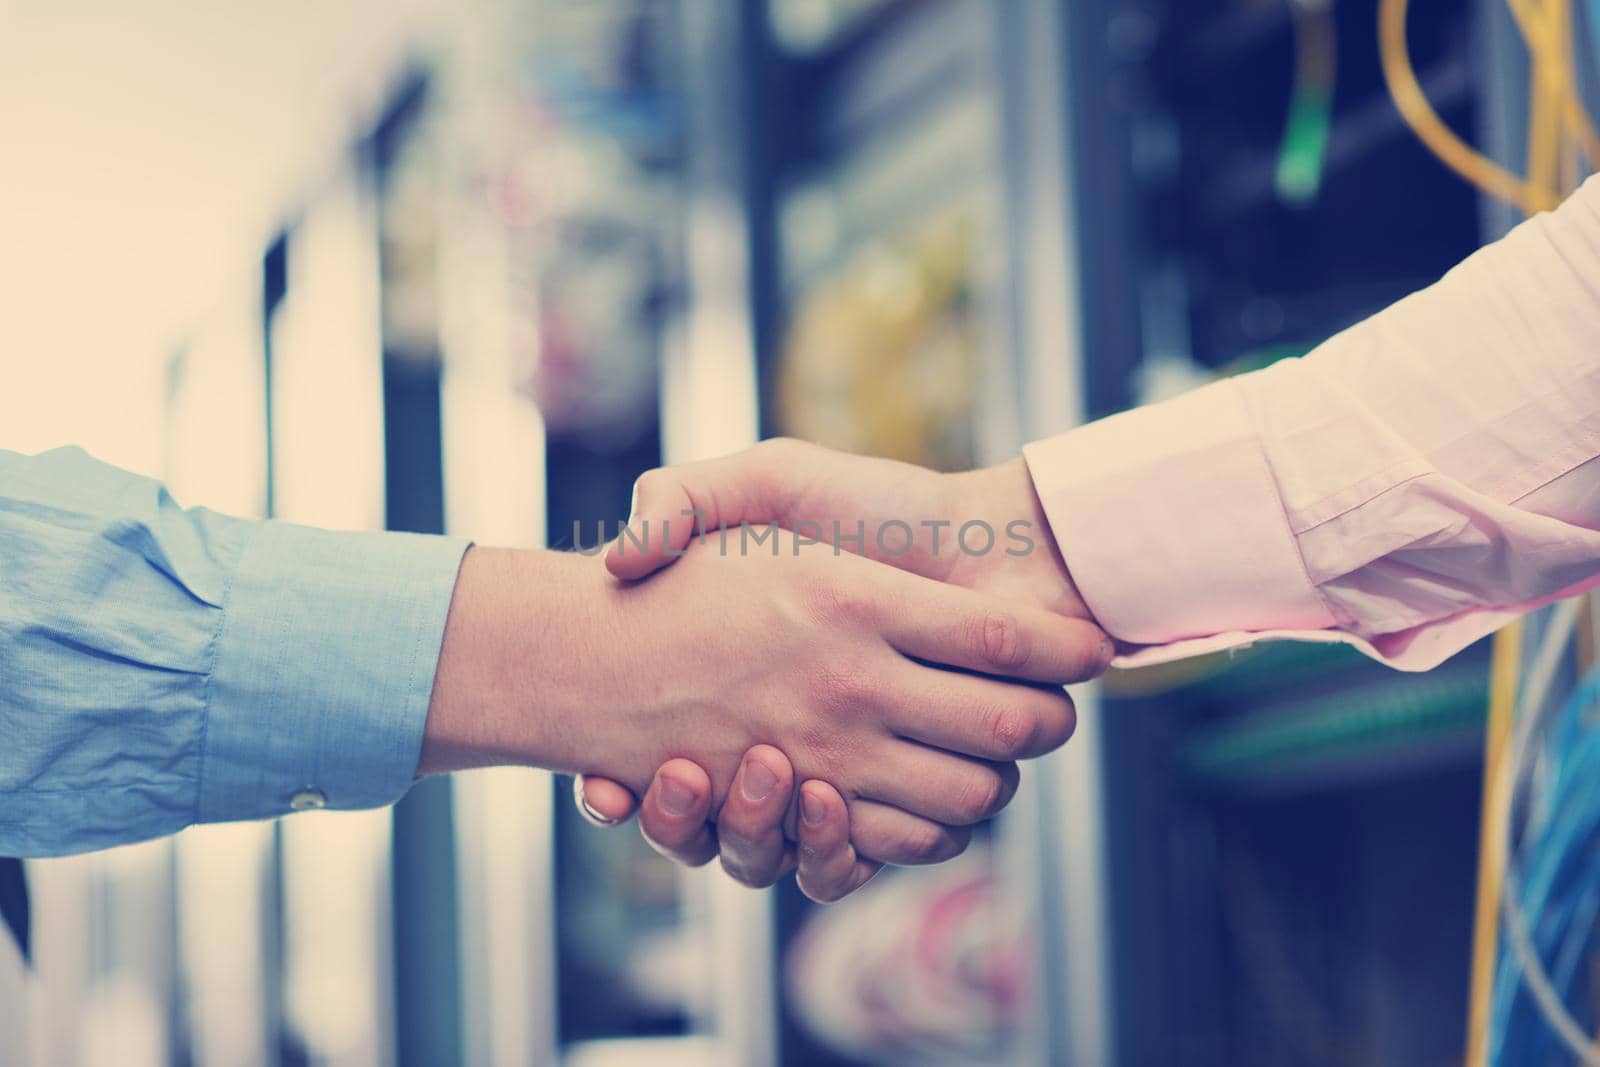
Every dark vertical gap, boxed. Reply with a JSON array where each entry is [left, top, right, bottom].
[[381, 359, 458, 1067], [380, 359, 447, 537], [260, 228, 295, 1067], [261, 234, 289, 520], [364, 69, 465, 1067], [1058, 0, 1145, 419], [166, 845, 195, 1067], [0, 860, 27, 967], [738, 0, 788, 440]]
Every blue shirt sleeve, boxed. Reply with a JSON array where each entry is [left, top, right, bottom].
[[0, 446, 470, 857]]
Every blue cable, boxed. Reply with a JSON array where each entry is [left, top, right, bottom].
[[1492, 667, 1600, 1064]]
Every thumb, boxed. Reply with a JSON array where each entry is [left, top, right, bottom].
[[604, 439, 804, 581], [605, 466, 700, 581], [574, 774, 640, 826]]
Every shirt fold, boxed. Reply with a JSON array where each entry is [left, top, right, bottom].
[[0, 445, 468, 857], [200, 519, 468, 827], [1027, 174, 1600, 672]]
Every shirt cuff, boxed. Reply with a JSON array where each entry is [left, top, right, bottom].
[[1023, 378, 1338, 650], [197, 522, 470, 825]]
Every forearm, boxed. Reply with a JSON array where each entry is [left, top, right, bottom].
[[0, 446, 468, 856], [420, 546, 702, 788], [1026, 176, 1600, 670], [420, 546, 615, 777]]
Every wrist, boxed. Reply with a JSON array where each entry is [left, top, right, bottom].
[[420, 546, 618, 776], [955, 456, 1092, 621]]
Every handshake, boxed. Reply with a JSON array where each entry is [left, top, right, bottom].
[[556, 438, 1114, 903]]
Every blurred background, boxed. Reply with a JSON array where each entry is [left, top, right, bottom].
[[0, 0, 1586, 1064]]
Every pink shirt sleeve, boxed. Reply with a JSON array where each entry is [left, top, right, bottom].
[[1024, 175, 1600, 672]]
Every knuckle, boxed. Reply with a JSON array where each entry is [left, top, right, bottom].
[[797, 722, 856, 776], [952, 766, 1007, 823], [898, 820, 951, 863], [974, 610, 1031, 671], [983, 703, 1040, 759], [754, 437, 807, 494], [813, 659, 875, 714], [805, 581, 872, 629]]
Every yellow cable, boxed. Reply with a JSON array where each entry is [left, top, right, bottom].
[[1536, 0, 1600, 173], [1500, 0, 1600, 172], [1553, 0, 1600, 187], [1505, 0, 1539, 40], [1463, 16, 1560, 1062], [1466, 24, 1547, 1059], [1466, 620, 1525, 1067], [1379, 0, 1559, 212], [1527, 0, 1560, 195], [1379, 2, 1600, 1061]]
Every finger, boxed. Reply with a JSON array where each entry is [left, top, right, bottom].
[[796, 781, 881, 903], [878, 577, 1114, 685], [717, 745, 800, 888], [574, 775, 639, 826], [638, 760, 718, 867], [883, 665, 1078, 761], [855, 743, 1021, 826], [605, 439, 808, 581], [847, 798, 972, 867]]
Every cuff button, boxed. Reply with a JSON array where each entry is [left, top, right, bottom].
[[289, 788, 327, 812]]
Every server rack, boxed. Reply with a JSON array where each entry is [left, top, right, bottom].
[[709, 1, 1535, 1065], [713, 2, 1104, 1064], [1060, 1, 1516, 1063]]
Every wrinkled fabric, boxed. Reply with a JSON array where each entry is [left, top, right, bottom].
[[1027, 175, 1600, 672], [0, 446, 468, 856]]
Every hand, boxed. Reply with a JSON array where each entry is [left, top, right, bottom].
[[424, 540, 1109, 839], [606, 438, 1089, 618], [580, 747, 883, 902], [577, 439, 1102, 848]]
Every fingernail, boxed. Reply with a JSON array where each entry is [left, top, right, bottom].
[[742, 760, 779, 802], [573, 777, 619, 827], [659, 776, 696, 817], [801, 788, 827, 826], [1100, 636, 1116, 666]]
